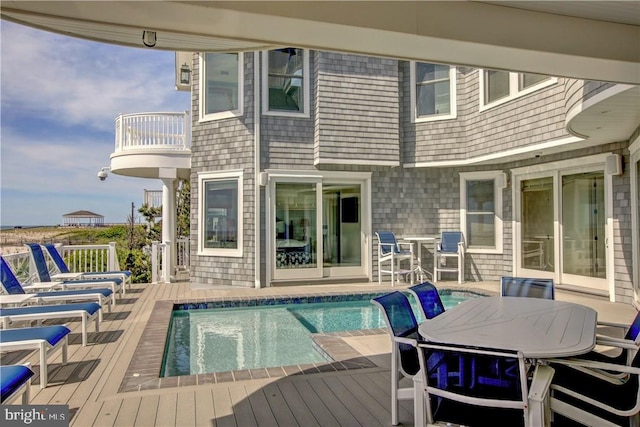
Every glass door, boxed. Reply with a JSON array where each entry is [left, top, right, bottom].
[[322, 183, 363, 277], [519, 176, 555, 277], [561, 172, 606, 289], [273, 181, 322, 280]]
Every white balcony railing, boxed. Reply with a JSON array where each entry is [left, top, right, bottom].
[[150, 237, 190, 283], [114, 112, 191, 152], [143, 189, 163, 208]]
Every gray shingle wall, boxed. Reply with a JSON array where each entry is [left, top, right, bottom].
[[403, 66, 573, 163], [189, 53, 257, 287], [315, 52, 400, 164]]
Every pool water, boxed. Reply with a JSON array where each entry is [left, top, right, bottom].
[[162, 291, 476, 376]]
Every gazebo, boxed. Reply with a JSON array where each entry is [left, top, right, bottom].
[[62, 210, 105, 227]]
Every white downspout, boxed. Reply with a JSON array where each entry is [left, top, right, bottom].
[[254, 51, 262, 289]]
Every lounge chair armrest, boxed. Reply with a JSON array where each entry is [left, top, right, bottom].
[[21, 282, 64, 291]]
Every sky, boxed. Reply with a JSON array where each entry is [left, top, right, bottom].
[[0, 20, 190, 226]]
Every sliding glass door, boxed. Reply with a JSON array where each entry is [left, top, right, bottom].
[[514, 156, 611, 293]]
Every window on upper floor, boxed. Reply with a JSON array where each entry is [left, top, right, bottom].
[[410, 62, 457, 122], [460, 171, 504, 254], [479, 69, 556, 111], [262, 48, 310, 117], [198, 170, 243, 257], [199, 52, 243, 122]]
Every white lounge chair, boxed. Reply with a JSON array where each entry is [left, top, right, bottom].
[[26, 243, 123, 297], [43, 243, 131, 293], [0, 302, 100, 346], [1, 256, 114, 321], [0, 364, 35, 404], [0, 326, 70, 388]]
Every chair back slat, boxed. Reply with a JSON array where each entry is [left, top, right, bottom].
[[407, 282, 445, 320], [440, 232, 463, 253], [43, 244, 70, 273], [501, 276, 555, 300], [25, 243, 52, 282], [0, 257, 26, 295]]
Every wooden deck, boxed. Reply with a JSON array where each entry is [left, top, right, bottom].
[[3, 280, 637, 426], [4, 282, 418, 426]]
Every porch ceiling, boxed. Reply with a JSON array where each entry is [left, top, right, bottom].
[[1, 1, 639, 84]]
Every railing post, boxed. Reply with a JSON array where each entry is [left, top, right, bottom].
[[151, 242, 159, 284], [108, 242, 117, 271], [162, 240, 171, 283]]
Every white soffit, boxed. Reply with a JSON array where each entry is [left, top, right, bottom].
[[1, 1, 639, 84]]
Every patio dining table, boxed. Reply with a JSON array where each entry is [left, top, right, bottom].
[[415, 296, 598, 426]]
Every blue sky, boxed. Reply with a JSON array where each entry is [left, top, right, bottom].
[[0, 21, 190, 226]]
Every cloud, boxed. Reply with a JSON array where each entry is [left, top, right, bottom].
[[1, 21, 189, 132], [0, 22, 190, 225]]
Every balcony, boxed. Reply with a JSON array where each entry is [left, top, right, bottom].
[[564, 81, 640, 146], [110, 112, 191, 180]]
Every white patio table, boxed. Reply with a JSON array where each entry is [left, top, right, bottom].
[[401, 236, 436, 281], [414, 296, 597, 426]]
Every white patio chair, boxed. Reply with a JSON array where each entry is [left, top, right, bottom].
[[433, 231, 465, 284], [375, 231, 415, 286]]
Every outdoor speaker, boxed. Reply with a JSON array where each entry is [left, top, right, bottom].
[[259, 172, 269, 186], [605, 154, 622, 176], [496, 172, 508, 189]]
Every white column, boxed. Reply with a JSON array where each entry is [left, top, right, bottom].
[[160, 168, 177, 283]]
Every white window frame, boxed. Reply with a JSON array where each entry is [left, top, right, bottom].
[[197, 169, 244, 257], [630, 136, 640, 303], [479, 69, 557, 112], [460, 171, 504, 254], [410, 62, 457, 123], [199, 52, 244, 122], [261, 49, 310, 118]]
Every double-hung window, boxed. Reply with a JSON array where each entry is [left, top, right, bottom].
[[262, 48, 310, 117], [460, 171, 504, 253], [199, 52, 243, 121], [410, 62, 457, 122], [198, 170, 243, 257], [480, 69, 555, 110]]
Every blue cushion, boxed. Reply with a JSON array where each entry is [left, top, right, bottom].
[[0, 302, 101, 317], [37, 288, 113, 298], [0, 365, 35, 403], [0, 325, 71, 346]]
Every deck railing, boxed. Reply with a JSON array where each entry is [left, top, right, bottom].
[[150, 237, 190, 283], [115, 112, 191, 152]]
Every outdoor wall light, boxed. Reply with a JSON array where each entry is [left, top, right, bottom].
[[142, 30, 157, 48], [180, 63, 191, 85]]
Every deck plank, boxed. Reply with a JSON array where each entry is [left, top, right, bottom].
[[243, 381, 278, 427], [113, 396, 141, 427], [275, 381, 321, 427], [323, 375, 383, 426], [211, 384, 238, 427], [261, 382, 299, 426], [194, 387, 216, 427], [306, 376, 361, 426], [154, 392, 178, 426], [290, 377, 340, 427], [176, 390, 197, 427], [134, 395, 160, 427]]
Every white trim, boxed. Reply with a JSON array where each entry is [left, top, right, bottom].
[[630, 134, 640, 304], [262, 49, 310, 118], [512, 153, 610, 176], [315, 158, 400, 167], [265, 169, 372, 180], [410, 62, 457, 123], [406, 136, 584, 168], [478, 69, 557, 112], [198, 52, 244, 122], [197, 169, 244, 257], [460, 171, 504, 254]]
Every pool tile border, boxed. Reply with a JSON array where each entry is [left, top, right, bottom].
[[119, 289, 485, 392]]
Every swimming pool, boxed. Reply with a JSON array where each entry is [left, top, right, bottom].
[[161, 290, 478, 377]]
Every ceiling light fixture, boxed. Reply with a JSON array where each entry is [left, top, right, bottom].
[[142, 30, 157, 48]]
